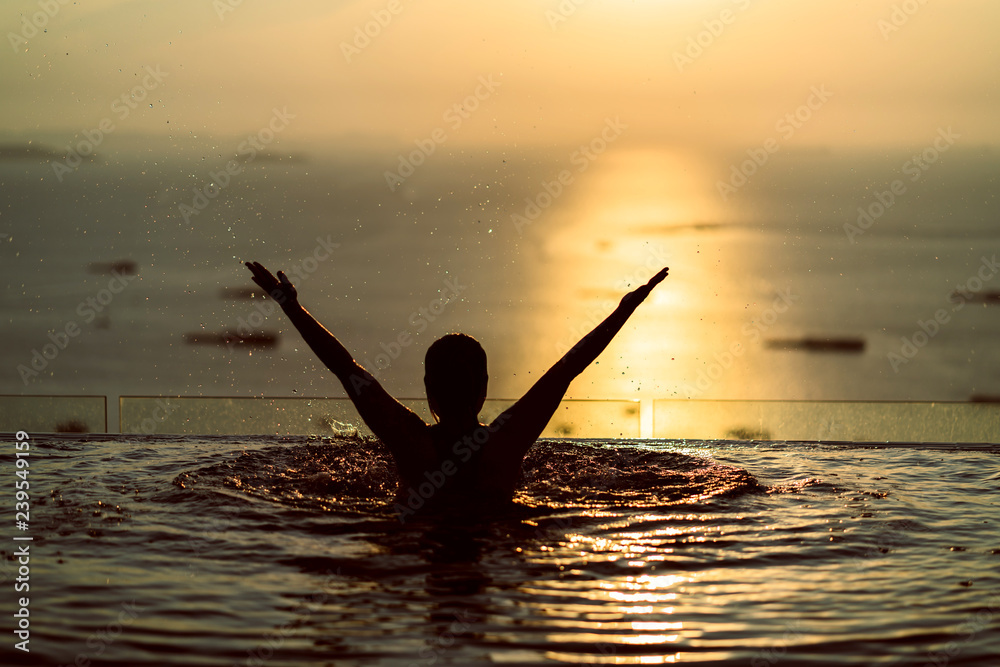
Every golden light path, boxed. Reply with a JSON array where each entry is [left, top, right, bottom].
[[518, 145, 767, 429]]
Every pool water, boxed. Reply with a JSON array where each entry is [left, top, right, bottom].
[[2, 434, 999, 666]]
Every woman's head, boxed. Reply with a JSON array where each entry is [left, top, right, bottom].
[[424, 333, 487, 423]]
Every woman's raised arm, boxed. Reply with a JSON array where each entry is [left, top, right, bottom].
[[245, 261, 359, 380], [243, 261, 428, 450], [493, 267, 668, 449]]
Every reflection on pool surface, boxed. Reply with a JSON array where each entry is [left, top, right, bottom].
[[5, 434, 998, 666]]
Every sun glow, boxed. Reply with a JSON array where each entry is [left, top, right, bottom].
[[563, 148, 721, 240]]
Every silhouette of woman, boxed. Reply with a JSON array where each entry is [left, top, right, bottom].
[[244, 261, 668, 519]]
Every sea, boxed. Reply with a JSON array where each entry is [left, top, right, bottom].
[[2, 137, 1000, 410], [1, 138, 1000, 664]]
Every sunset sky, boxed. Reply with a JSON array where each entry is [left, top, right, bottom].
[[3, 0, 999, 151]]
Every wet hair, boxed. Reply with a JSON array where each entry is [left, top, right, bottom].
[[424, 333, 488, 422]]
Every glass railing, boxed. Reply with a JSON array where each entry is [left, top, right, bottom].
[[653, 399, 1000, 443], [3, 396, 999, 443], [118, 396, 641, 438], [0, 395, 107, 434]]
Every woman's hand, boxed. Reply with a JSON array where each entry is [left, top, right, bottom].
[[244, 261, 298, 307], [619, 267, 668, 310]]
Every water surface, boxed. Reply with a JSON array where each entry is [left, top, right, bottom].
[[4, 434, 998, 665]]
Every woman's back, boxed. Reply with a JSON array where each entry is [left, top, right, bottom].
[[394, 420, 520, 519]]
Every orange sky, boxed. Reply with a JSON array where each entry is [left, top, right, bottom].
[[3, 0, 999, 150]]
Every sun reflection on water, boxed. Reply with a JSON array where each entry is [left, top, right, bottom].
[[506, 143, 800, 411]]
